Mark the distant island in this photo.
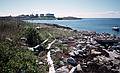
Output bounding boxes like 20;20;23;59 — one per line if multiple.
57;16;82;20
0;13;82;20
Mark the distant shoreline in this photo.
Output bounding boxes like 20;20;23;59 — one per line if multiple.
35;23;73;30
0;16;82;20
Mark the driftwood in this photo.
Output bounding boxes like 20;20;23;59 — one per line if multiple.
47;39;56;73
27;39;49;51
41;38;49;45
46;39;56;50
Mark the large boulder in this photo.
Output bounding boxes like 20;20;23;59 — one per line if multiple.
67;57;77;67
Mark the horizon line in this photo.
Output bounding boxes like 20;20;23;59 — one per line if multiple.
0;14;120;18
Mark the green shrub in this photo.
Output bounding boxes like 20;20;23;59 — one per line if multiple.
0;41;40;73
25;28;42;47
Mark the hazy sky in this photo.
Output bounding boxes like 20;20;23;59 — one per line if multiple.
0;0;120;18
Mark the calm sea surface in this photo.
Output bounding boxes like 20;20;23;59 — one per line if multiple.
26;18;120;36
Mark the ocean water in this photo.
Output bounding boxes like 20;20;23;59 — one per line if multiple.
26;18;120;36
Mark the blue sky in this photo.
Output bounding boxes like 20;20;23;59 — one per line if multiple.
0;0;120;18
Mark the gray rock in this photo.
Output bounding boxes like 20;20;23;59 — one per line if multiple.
67;57;77;66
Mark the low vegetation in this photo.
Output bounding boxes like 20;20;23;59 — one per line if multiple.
0;41;40;73
0;18;42;73
0;17;75;73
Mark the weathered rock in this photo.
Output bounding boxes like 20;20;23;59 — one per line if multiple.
56;66;69;73
59;61;65;66
67;57;77;67
76;64;83;71
91;49;101;55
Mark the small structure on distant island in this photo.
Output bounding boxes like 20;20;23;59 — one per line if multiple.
40;14;44;17
40;13;56;20
16;13;56;20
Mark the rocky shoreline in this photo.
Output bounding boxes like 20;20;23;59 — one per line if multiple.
33;23;120;73
35;23;73;30
56;31;120;73
2;18;119;73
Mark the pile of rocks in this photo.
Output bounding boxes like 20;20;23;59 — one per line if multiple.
54;31;120;73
